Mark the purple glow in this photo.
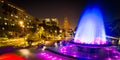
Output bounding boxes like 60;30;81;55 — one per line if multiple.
114;56;119;58
73;55;77;57
38;52;63;60
93;55;97;58
74;5;106;45
60;46;67;53
105;57;112;60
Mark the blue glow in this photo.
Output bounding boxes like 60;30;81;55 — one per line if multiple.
74;5;106;45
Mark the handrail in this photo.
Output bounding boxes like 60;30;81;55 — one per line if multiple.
106;36;119;40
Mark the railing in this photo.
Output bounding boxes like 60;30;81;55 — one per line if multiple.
106;36;119;40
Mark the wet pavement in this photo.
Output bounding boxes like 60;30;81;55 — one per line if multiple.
1;45;120;60
0;46;75;60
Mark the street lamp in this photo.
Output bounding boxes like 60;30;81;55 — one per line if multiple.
19;21;26;46
19;21;25;35
19;21;24;27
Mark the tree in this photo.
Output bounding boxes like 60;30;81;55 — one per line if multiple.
107;19;120;37
37;27;44;39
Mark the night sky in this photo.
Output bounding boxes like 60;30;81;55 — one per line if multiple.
9;0;120;29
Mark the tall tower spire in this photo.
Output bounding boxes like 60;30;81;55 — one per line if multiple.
63;17;69;31
63;17;69;39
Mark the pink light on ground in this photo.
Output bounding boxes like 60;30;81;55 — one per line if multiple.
38;52;63;60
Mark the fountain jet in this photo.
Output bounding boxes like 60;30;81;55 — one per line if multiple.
74;5;106;45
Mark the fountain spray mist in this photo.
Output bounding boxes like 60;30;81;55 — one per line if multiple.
74;5;106;45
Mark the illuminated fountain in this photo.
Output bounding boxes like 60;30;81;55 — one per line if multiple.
74;5;106;45
45;4;120;60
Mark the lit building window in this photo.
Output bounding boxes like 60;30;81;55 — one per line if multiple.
0;17;1;19
27;26;29;28
4;18;8;20
52;18;57;21
11;14;13;16
4;23;7;25
45;18;50;22
10;19;12;21
24;18;25;20
11;24;15;26
31;26;34;28
29;26;34;28
26;16;28;18
1;0;4;3
27;23;29;25
15;16;18;18
8;4;10;6
2;27;5;30
29;20;31;22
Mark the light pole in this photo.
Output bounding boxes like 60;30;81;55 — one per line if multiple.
19;21;25;35
19;21;26;46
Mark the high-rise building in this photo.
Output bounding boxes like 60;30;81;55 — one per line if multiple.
39;18;59;26
63;17;70;38
63;17;69;31
0;0;36;37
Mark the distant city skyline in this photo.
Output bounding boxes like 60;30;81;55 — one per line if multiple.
9;0;120;29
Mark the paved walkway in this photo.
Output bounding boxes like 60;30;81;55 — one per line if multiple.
0;46;75;60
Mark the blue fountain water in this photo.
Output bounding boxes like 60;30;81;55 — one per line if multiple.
46;4;120;60
74;5;106;45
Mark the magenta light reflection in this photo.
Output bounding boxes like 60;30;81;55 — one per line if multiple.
60;46;67;53
39;52;62;60
74;5;106;45
105;57;112;60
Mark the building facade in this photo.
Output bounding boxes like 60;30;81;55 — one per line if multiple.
39;18;59;26
0;0;36;38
